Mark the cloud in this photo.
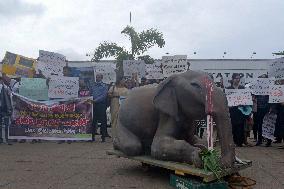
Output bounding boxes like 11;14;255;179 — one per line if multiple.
0;0;45;17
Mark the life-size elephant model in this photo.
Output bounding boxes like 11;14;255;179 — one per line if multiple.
113;70;235;168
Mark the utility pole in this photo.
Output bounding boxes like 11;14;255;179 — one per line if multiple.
130;11;132;25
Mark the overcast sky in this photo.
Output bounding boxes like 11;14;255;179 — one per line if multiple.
0;0;283;60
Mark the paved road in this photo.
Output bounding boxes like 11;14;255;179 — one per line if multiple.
0;139;283;189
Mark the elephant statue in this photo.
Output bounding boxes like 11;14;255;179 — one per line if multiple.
113;70;235;168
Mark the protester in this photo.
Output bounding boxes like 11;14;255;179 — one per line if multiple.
92;73;108;142
108;76;128;138
227;73;247;147
0;73;13;145
255;75;270;146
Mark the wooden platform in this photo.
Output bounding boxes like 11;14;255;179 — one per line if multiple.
107;149;252;182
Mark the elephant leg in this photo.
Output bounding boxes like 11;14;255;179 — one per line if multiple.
151;113;203;167
113;118;142;156
183;120;207;150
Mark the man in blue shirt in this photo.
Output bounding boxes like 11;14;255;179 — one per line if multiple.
92;73;108;142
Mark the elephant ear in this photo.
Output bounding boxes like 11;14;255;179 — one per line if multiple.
153;75;178;120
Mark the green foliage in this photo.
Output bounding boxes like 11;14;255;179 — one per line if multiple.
91;25;165;77
272;51;284;56
200;149;223;179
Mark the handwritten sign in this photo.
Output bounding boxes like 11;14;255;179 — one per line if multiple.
123;60;146;78
48;76;79;99
225;89;253;107
9;94;92;141
268;58;284;78
262;113;277;141
145;60;163;79
269;84;284;103
249;78;272;95
19;78;48;100
93;62;116;84
162;55;188;77
37;50;66;77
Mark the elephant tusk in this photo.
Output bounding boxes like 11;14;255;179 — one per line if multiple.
235;156;245;164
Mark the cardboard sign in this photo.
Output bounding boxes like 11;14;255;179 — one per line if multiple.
48;76;79;99
225;89;253;107
162;55;188;77
268;58;284;78
123;60;146;78
262;113;277;141
94;62;116;84
9;94;92;140
37;50;66;77
19;78;48;100
248;78;272;95
269;84;284;103
145;60;164;79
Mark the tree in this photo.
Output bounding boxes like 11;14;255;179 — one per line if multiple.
91;25;165;77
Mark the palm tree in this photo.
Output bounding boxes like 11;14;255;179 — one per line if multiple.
91;25;165;77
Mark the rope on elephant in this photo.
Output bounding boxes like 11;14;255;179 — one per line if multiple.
227;173;256;189
203;76;214;150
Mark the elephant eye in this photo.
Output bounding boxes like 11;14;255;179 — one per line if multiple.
190;82;201;89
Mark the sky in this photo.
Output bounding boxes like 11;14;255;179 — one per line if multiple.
0;0;284;60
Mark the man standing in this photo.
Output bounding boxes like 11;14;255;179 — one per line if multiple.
92;73;108;142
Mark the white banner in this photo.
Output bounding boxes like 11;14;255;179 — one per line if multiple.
262;113;277;141
269;84;284;103
37;50;66;77
162;55;188;77
248;78;272;95
268;58;284;78
123;60;146;78
48;76;79;99
93;62;116;84
145;60;163;79
225;89;253;107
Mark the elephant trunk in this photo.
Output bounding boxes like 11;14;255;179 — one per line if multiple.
212;88;235;168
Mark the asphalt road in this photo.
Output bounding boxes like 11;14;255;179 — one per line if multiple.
0;138;283;189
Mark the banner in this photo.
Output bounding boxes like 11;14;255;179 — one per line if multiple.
262;113;277;141
268;58;284;78
48;76;79;99
145;60;163;79
37;50;66;77
19;78;48;101
9;94;93;140
123;60;146;78
248;78;272;95
162;55;188;77
93;62;116;84
269;84;284;103
225;89;253;107
1;51;36;77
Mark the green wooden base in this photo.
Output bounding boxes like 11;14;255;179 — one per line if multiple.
170;174;228;189
107;149;252;182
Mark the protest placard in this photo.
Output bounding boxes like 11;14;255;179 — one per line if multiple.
268;58;284;78
145;60;163;79
19;78;48;100
225;89;253;107
69;67;95;90
162;55;188;77
94;62;116;84
48;76;79;99
248;78;272;95
262;113;277;141
123;60;146;78
269;84;284;103
9;94;92;140
37;50;66;76
2;51;36;77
